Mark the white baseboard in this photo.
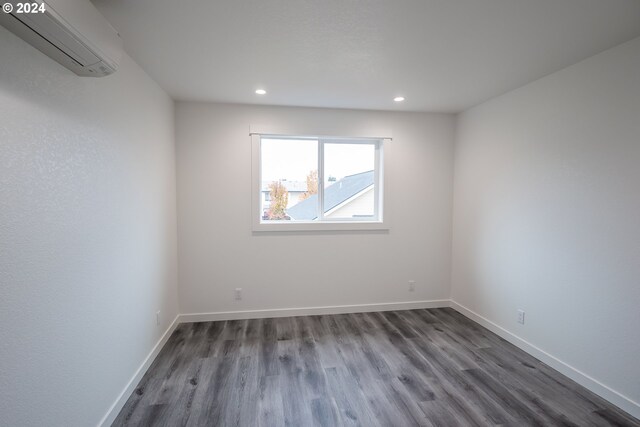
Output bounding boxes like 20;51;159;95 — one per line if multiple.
179;299;450;323
450;300;640;420
97;315;180;427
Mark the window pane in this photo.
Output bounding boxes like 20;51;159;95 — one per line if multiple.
323;143;376;219
261;138;318;221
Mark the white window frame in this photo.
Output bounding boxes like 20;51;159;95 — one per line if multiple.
251;133;390;232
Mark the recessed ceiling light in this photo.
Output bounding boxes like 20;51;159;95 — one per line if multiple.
255;89;267;95
394;96;405;102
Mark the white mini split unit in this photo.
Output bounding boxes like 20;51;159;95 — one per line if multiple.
0;0;122;77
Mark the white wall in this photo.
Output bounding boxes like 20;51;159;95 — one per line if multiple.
0;27;178;426
452;36;640;416
176;103;455;315
326;187;375;219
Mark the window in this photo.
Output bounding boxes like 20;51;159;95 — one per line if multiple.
252;134;387;231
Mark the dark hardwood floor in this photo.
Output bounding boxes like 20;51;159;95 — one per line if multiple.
113;308;640;426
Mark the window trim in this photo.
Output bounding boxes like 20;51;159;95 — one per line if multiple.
251;133;390;232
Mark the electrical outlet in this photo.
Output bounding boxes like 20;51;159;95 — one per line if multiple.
235;288;242;300
156;311;161;326
408;280;416;292
517;309;525;325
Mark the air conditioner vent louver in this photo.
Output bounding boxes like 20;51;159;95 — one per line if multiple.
0;0;122;77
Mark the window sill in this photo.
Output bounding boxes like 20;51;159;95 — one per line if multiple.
252;221;390;233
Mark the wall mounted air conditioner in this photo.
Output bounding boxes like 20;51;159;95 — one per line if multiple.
0;0;122;77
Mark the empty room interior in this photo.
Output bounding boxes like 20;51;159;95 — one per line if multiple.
2;0;640;426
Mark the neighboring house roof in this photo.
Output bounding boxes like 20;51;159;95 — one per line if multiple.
261;180;307;192
287;170;374;220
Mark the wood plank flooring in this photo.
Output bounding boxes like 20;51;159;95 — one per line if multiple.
113;308;640;426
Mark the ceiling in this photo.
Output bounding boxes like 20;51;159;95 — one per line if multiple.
93;0;640;113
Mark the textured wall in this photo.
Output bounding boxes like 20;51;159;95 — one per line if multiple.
452;36;640;416
176;102;455;315
0;27;178;426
